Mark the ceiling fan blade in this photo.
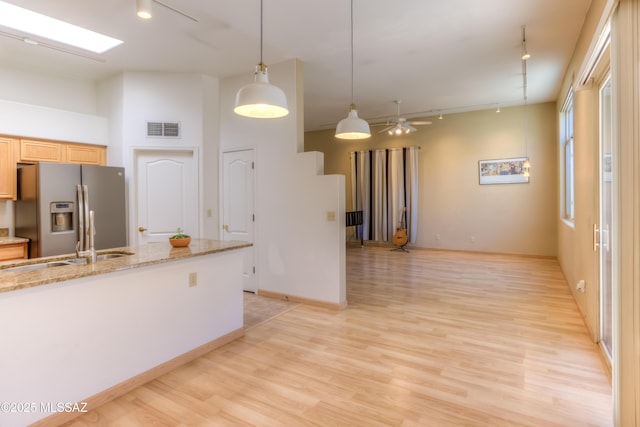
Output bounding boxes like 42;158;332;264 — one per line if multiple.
407;125;417;133
378;126;393;133
409;120;432;125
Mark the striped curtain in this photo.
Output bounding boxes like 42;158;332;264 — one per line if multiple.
349;147;419;244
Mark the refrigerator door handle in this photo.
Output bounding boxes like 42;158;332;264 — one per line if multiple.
77;185;84;251
83;184;90;248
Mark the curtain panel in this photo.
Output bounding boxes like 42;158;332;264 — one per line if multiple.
349;147;419;244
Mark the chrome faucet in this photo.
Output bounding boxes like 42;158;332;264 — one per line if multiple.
76;185;97;264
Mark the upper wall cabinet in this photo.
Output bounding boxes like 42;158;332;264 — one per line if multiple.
65;143;106;165
19;138;106;165
0;137;17;200
19;139;64;163
0;137;107;200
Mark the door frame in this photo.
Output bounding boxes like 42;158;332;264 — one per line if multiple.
220;148;257;292
131;147;200;246
596;71;613;366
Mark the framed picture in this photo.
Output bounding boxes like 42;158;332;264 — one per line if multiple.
478;157;529;185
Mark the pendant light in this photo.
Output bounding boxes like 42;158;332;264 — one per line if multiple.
335;0;370;139
234;0;288;119
136;0;198;21
136;0;152;19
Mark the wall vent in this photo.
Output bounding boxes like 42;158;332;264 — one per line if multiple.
147;121;181;138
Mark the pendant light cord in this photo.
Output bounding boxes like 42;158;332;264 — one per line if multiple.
349;0;354;106
522;25;528;158
260;0;263;65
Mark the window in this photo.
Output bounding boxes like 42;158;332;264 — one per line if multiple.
561;92;575;222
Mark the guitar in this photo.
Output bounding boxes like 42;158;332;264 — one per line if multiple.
392;207;408;247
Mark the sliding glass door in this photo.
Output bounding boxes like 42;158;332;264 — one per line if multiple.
599;75;613;361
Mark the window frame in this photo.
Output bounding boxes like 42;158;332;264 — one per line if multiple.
561;92;575;224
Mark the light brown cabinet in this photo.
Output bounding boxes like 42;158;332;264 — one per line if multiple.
0;242;28;261
0;136;107;199
19;138;65;163
65;143;106;165
19;138;106;165
0;137;17;200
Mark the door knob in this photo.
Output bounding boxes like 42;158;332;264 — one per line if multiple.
223;225;229;231
138;226;147;232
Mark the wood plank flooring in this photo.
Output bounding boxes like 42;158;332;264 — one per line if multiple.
61;247;612;426
243;291;298;330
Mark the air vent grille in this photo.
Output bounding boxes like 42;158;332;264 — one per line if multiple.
147;121;181;138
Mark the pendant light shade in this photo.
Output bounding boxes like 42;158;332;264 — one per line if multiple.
136;0;152;19
335;0;370;140
336;104;371;139
234;0;288;119
234;62;288;118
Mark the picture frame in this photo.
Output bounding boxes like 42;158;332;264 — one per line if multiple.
478;157;529;185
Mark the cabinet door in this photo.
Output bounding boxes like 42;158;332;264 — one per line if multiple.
20;139;64;163
65;144;106;165
0;243;28;261
0;137;16;199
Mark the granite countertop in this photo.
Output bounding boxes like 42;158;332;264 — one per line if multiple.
0;236;29;245
0;239;252;294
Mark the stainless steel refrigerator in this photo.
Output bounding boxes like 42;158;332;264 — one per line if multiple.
15;162;127;258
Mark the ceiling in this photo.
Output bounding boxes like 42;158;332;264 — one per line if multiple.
0;0;591;132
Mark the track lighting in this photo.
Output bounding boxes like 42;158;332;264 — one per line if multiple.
136;0;152;19
136;0;198;22
521;25;531;60
521;25;531;176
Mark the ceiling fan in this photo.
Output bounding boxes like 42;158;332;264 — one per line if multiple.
374;100;432;135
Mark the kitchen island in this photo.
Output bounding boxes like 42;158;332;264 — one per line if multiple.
0;239;251;427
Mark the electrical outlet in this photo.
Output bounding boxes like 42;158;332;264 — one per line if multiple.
436;234;441;241
576;280;585;293
189;272;197;287
470;235;476;243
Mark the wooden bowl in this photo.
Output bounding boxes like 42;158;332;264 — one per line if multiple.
169;237;191;248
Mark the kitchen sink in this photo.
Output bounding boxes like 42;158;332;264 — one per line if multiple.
2;261;73;273
1;252;133;272
98;253;128;260
65;253;129;264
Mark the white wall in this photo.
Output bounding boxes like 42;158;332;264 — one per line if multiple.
220;59;346;307
98;72;220;243
0;65;111;235
0;63;97;114
0;64;108;145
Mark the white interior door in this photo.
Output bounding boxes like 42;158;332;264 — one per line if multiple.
135;149;198;245
222;149;255;292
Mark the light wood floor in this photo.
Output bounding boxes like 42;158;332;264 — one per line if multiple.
62;247;612;426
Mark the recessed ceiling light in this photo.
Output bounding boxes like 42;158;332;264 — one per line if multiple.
0;1;123;54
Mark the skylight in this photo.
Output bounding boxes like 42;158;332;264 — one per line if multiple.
0;1;123;54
